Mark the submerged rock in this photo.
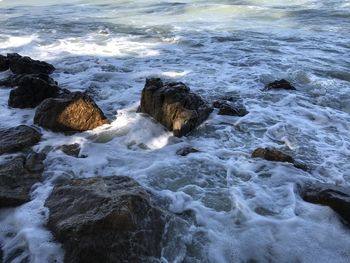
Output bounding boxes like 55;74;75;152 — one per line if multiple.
176;147;199;156
300;183;350;225
252;147;308;171
34;92;109;133
59;143;82;158
45;176;169;263
8;74;60;108
0;153;45;207
139;78;213;137
264;79;296;91
7;53;55;75
0;55;9;72
213;99;248;117
0;125;41;155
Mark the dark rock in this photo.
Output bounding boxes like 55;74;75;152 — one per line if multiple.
139;78;213;137
45;176;169;263
7;53;55;75
264;79;296;91
0;73;57;88
213;100;248;117
176;147;199;156
0;125;41;155
60;143;81;158
0;55;9;72
0;153;45;207
252;148;294;163
300;183;350;225
34;92;109;133
8;74;60;108
252;148;308;171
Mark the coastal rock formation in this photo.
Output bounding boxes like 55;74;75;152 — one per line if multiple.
0;153;45;207
59;143;82;158
8;74;60;108
213;98;248;116
300;183;350;225
0;54;9;72
264;79;296;91
252;148;308;171
0;73;57;88
45;176;169;263
7;53;55;75
139;78;213;137
34;92;109;133
0;125;41;155
176;146;199;156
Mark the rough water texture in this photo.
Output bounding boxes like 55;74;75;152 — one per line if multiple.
0;0;350;262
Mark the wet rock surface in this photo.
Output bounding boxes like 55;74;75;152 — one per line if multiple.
300;183;350;225
0;125;41;155
176;147;199;156
60;143;82;158
8;74;60;108
34;91;109;133
7;53;55;75
0;55;9;72
0;73;57;88
139;78;213;137
213;98;248;117
0;153;45;207
45;176;169;263
264;79;296;91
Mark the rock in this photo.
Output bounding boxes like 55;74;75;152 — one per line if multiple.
45;176;169;263
252;148;294;163
0;153;45;207
213;100;248;117
139;78;213;137
34;92;109;133
176;147;199;156
252;148;308;171
7;53;55;75
0;55;9;72
60;143;82;158
8;74;60;108
264;79;296;91
300;183;350;225
0;125;41;155
0;73;57;88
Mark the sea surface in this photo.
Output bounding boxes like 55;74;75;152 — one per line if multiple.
0;0;350;262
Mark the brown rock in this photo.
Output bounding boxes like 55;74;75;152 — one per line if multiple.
60;143;82;158
252;148;294;163
0;125;41;155
0;153;45;207
8;74;60;108
264;79;296;91
34;92;109;133
45;176;170;263
139;78;213;137
300;183;350;225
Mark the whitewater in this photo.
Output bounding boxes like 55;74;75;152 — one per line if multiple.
0;0;350;262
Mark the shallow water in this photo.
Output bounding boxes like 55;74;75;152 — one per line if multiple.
0;0;350;262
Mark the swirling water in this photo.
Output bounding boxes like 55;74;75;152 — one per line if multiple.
0;0;350;262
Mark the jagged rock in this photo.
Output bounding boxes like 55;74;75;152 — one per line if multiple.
0;73;57;88
34;92;109;133
8;74;60;108
0;55;9;72
252;147;308;171
0;125;41;155
0;153;45;207
7;53;55;75
139;78;213;137
300;183;350;225
176;147;199;156
213;100;248;116
264;79;296;91
45;176;170;263
60;143;82;158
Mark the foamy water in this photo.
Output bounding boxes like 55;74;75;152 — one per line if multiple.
0;0;350;262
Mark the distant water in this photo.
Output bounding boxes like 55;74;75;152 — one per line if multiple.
0;0;350;262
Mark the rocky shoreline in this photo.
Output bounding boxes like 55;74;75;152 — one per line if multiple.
0;54;349;262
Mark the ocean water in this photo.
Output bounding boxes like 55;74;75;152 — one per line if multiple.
0;0;350;262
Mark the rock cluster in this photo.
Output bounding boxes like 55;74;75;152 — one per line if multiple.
264;79;296;91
